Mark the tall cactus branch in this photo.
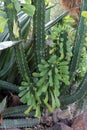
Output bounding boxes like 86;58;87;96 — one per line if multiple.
60;0;87;108
70;0;86;80
4;0;32;81
33;0;45;66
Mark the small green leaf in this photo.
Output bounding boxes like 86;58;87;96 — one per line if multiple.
35;105;41;118
20;96;27;103
13;19;19;38
59;66;69;74
24;105;32;114
35;89;42;98
35;92;41;103
44;92;48;103
25;0;31;4
54;67;59;74
18;89;28;97
25;75;30;82
50;91;55;109
48;55;57;63
21;81;29;86
0;17;7;32
54;93;60;107
19;86;27;90
37;76;47;87
59;61;68;66
12;0;21;12
49;74;53;86
0;97;7;113
41;82;49;92
54;88;60;97
49;48;56;54
21;4;35;16
44;100;53;112
61;76;70;85
32;72;40;77
54;74;60;88
41;59;48;64
48;70;53;86
82;11;87;18
38;64;49;71
39;69;48;76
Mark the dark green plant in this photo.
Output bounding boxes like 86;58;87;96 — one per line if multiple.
2;105;35;118
0;118;39;128
18;0;70;117
70;5;86;81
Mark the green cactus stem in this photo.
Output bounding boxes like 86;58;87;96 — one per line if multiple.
4;0;32;81
0;118;39;128
60;72;87;107
70;0;86;80
0;80;19;92
3;105;35;118
33;0;45;66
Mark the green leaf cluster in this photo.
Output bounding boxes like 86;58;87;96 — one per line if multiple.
19;52;70;117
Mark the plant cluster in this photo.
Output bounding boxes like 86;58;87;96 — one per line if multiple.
0;0;87;122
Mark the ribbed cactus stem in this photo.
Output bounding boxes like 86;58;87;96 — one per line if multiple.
4;0;16;40
3;105;35;118
0;118;39;128
15;44;32;81
60;0;87;108
0;80;19;92
4;0;32;81
33;0;45;66
60;72;87;107
70;0;86;80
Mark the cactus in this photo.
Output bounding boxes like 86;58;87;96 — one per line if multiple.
4;0;31;81
33;0;45;66
0;50;15;78
3;112;35;118
60;72;87;107
1;105;38;129
70;0;86;80
15;44;32;81
2;105;35;118
60;0;87;108
0;80;19;92
0;118;39;128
